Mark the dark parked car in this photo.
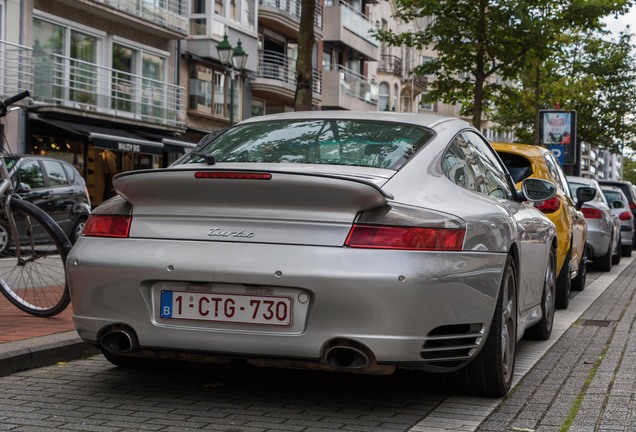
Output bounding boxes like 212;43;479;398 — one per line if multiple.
598;179;636;248
0;155;91;253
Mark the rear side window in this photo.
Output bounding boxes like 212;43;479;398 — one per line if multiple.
62;163;77;183
496;152;533;183
18;161;45;189
42;160;69;186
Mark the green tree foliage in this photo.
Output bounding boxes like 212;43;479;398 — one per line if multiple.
373;0;632;136
493;28;636;154
623;155;636;183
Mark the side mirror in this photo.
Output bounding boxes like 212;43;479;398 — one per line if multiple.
575;187;596;210
16;182;32;194
520;178;557;202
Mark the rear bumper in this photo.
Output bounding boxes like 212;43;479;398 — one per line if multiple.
68;237;507;372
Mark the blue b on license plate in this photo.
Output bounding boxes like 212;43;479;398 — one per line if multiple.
160;290;293;326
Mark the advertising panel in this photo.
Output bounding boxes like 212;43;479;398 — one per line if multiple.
539;110;577;165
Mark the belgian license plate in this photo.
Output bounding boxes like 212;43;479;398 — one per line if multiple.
160;290;293;326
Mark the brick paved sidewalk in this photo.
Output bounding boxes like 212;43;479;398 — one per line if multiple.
478;259;636;431
0;294;74;343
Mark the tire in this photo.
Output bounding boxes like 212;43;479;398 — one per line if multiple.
594;238;613;272
526;248;556;341
612;233;621;265
555;249;571;309
460;255;517;397
0;221;10;255
622;244;632;257
0;199;73;317
571;246;588;292
69;216;87;243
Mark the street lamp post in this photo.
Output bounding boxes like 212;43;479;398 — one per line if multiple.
216;34;248;126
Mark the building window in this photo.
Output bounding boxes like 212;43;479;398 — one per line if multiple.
189;62;240;122
33;17;99;105
111;42;167;121
377;82;389;111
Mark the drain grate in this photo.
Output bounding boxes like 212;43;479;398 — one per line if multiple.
582;319;613;327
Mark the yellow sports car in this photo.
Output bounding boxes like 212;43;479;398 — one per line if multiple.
493;143;595;309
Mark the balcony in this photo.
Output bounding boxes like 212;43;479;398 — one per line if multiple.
377;55;402;77
322;65;377;110
33;53;184;129
0;41;33;98
252;50;322;105
323;0;379;61
84;0;188;36
259;0;323;38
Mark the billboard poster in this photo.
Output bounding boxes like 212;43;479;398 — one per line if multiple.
539;110;577;165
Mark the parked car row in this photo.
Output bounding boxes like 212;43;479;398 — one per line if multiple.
491;143;594;309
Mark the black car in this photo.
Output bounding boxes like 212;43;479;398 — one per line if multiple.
1;155;91;252
598;179;636;248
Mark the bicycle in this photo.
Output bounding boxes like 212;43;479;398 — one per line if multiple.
0;91;73;317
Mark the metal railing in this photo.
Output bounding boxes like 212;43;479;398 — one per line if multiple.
331;64;377;104
257;50;322;95
93;0;188;33
33;53;184;128
327;0;379;47
259;0;323;29
0;41;33;98
378;54;402;76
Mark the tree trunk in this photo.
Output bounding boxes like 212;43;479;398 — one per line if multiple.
295;0;316;111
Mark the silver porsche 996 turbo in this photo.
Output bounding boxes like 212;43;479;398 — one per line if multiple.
67;111;557;397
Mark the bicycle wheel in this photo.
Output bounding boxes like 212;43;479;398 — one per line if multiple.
0;198;73;317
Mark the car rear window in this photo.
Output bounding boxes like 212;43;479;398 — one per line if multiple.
603;190;623;204
182;119;435;170
495;152;533;183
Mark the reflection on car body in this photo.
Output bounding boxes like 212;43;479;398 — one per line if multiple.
68;112;558;397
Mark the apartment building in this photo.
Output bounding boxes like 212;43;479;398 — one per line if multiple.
1;0;190;206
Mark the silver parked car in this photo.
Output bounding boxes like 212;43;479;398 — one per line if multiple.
68;112;558;397
601;185;634;257
567;176;621;271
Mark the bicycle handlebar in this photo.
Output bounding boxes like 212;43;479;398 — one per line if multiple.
0;91;30;117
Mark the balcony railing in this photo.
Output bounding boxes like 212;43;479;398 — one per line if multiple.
326;0;378;47
33;53;184;128
257;50;322;95
259;0;323;29
94;0;188;33
332;64;377;103
0;41;33;98
378;54;402;76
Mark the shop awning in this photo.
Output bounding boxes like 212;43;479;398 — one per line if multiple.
29;115;168;155
162;138;198;153
89;132;164;155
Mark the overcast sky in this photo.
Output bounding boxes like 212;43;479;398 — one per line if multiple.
602;6;635;37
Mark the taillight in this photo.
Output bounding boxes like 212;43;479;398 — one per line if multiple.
581;207;602;219
345;225;465;250
82;215;132;238
535;196;561;213
619;211;633;221
630;202;636;210
195;172;272;180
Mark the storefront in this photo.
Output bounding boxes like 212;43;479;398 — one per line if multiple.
26;112;197;207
